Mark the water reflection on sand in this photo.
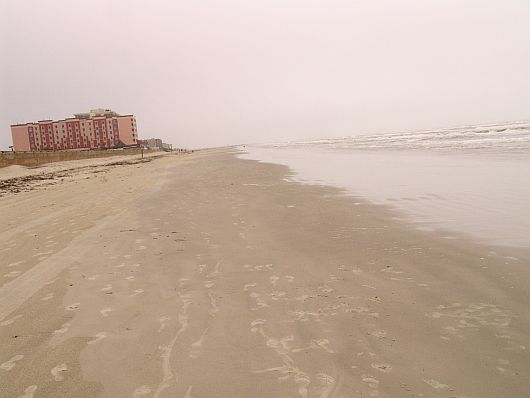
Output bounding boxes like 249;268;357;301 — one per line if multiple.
241;147;530;248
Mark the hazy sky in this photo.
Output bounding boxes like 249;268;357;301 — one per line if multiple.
1;0;530;149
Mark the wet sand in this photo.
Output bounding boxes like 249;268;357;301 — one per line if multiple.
241;147;530;248
0;149;529;398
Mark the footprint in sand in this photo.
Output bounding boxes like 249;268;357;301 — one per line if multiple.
312;339;335;353
295;294;310;302
51;363;68;381
249;292;269;310
100;308;113;317
189;332;208;359
362;284;376;290
17;385;37;398
318;286;335;294
7;260;25;268
87;332;107;345
53;322;71;336
315;373;336;397
361;374;379;389
424;379;449;389
158;316;170;332
371;363;392;373
269;276;280;286
270;291;287;300
4;270;22;278
370;330;387;339
34;249;55;257
1;354;24;371
178;277;189;286
133;385;152;397
65;303;80;311
41;293;54;301
1;314;22;326
250;319;266;333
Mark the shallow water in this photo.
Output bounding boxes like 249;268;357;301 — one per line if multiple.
240;123;530;248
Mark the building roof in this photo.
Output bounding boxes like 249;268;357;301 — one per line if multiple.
11;110;135;127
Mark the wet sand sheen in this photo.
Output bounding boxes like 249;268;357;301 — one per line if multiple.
0;149;529;397
240;147;530;248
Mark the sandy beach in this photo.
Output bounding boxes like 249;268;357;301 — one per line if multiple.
1;149;529;398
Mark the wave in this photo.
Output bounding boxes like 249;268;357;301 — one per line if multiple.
261;120;530;153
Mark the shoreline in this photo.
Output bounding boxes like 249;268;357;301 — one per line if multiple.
1;149;529;397
239;146;530;249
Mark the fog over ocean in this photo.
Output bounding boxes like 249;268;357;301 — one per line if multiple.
241;121;530;248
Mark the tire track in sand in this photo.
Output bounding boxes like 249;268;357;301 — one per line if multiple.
152;293;192;398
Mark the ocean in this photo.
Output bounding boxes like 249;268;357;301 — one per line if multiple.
240;120;530;248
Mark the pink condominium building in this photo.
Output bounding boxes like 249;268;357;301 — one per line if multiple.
10;109;138;152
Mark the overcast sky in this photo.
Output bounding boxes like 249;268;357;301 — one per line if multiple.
1;0;530;149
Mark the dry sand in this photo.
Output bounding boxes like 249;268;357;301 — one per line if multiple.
0;149;529;398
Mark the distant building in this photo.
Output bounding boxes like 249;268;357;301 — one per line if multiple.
146;138;163;150
142;138;173;151
10;108;138;152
